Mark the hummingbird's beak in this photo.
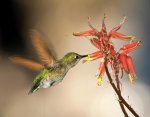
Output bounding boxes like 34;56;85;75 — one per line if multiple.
80;55;88;58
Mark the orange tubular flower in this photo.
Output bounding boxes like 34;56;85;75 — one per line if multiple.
108;17;135;41
126;56;136;84
83;51;103;63
118;41;142;83
120;41;142;50
73;20;98;37
110;32;135;41
97;59;105;85
118;53;137;84
118;54;129;73
89;51;103;58
73;29;97;36
120;41;142;54
73;16;134;46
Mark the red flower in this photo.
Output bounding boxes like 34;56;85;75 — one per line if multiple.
73;16;135;42
73;15;142;85
97;58;105;85
126;56;136;84
118;41;142;84
83;51;103;63
109;32;135;41
73;29;97;36
118;54;136;84
120;41;142;54
118;54;129;73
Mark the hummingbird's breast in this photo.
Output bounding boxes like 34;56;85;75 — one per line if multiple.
40;64;68;88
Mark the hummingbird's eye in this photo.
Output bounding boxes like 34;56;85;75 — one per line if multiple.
75;55;80;59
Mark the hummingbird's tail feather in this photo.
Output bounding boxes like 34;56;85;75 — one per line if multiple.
28;85;40;94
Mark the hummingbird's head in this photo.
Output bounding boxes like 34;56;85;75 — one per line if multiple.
60;52;87;68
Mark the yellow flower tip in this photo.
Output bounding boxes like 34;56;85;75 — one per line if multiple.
97;75;103;86
129;74;136;85
126;36;135;40
86;56;93;60
82;56;92;63
73;32;79;36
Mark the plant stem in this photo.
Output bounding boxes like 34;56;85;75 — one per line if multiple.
104;63;139;117
115;74;129;117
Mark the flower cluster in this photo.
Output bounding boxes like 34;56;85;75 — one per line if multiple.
73;15;142;85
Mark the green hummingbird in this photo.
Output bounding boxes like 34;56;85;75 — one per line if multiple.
10;30;87;94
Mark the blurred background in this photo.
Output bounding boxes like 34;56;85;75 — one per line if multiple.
0;0;150;117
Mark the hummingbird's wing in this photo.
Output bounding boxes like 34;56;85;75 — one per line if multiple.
9;56;44;71
30;30;55;67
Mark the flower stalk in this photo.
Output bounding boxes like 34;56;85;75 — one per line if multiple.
104;62;139;117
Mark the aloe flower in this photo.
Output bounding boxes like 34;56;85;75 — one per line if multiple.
126;56;136;84
73;15;142;85
120;41;142;54
97;58;105;85
73;15;142;117
118;41;142;84
118;54;129;73
83;51;103;63
73;16;134;41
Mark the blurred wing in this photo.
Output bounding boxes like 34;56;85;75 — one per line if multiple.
9;56;44;71
30;30;55;66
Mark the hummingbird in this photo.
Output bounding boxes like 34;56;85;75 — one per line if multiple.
9;30;87;94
